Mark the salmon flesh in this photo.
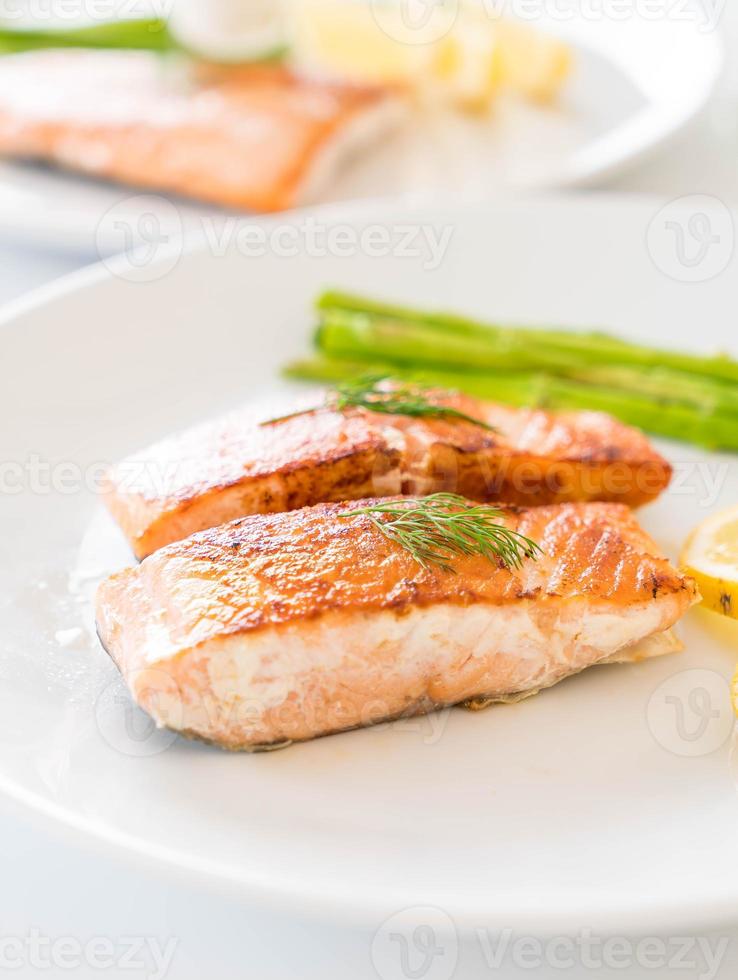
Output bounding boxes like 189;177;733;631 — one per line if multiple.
0;52;398;212
95;498;697;750
103;393;672;559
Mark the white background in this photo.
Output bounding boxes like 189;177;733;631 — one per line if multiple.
2;5;738;978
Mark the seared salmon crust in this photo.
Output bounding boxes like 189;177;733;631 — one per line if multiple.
96;499;697;750
103;392;672;559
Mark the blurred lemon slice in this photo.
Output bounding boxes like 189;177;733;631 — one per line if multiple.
494;18;572;102
290;0;571;111
681;505;738;619
429;12;502;110
291;0;414;84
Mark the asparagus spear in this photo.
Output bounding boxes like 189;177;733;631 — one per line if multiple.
316;308;738;414
316;308;579;373
317;292;738;384
566;364;738;417
0;17;288;60
0;19;174;54
291;293;738;449
284;356;738;451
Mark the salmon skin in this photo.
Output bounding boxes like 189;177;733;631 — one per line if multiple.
103;392;672;559
0;52;397;212
95;498;697;750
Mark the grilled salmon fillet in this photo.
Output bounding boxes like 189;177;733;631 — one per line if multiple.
0;52;398;211
95;499;698;749
103;392;672;559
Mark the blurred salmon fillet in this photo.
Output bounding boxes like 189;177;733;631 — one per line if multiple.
96;499;697;749
103;391;672;559
0;51;399;211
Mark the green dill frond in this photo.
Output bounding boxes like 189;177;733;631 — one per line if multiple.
340;493;541;573
261;374;494;429
331;374;495;428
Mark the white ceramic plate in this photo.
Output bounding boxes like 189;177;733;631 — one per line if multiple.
0;11;723;253
3;194;738;936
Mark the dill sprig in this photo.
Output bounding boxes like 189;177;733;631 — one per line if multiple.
340;493;542;573
261;374;495;429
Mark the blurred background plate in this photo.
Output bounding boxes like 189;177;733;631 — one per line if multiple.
0;11;722;254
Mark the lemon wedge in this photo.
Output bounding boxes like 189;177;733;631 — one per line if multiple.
290;0;571;111
681;505;738;619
